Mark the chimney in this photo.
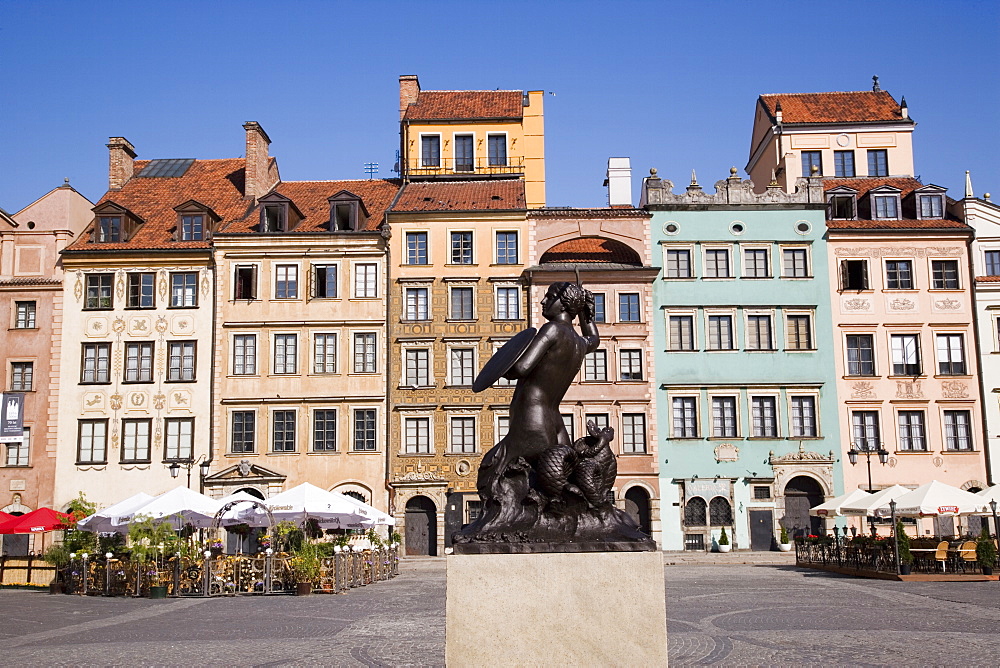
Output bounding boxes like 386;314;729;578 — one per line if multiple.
774;100;783;124
243;121;272;201
107;137;136;191
605;157;632;207
900;96;908;120
399;75;420;121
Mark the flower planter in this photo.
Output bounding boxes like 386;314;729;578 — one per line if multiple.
148;585;168;599
295;582;313;596
48;582;65;595
899;563;912;576
983;566;994;576
777;543;792;552
717;544;731;553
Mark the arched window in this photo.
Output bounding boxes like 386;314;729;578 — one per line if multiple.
709;497;733;526
343;490;366;503
684;497;707;526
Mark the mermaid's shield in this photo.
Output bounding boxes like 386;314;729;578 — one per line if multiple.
471;327;536;392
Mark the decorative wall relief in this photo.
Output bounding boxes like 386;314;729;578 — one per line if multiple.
109;393;123;410
127;392;147;409
86;317;109;337
115;270;126;301
933;298;962;312
895;380;923;399
941;381;969;399
171;315;193;336
168;390;192;411
888;298;915;311
128;316;151;336
851;382;876;399
842;298;871;312
714;443;740;462
111;317;126;334
74;272;83;302
83;392;106;411
933;456;944;468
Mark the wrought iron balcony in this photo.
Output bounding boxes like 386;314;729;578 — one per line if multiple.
407;155;525;177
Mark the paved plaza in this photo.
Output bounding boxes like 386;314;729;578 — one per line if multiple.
1;557;999;666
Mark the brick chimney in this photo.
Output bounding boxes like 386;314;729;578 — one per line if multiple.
243;121;272;201
399;75;420;121
107;137;136;191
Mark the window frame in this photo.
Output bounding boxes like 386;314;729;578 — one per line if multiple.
449;286;475;321
450;231;474;265
420;134;441;168
845;333;876;376
781;247;809;278
4;427;29;467
884;259;914;290
231;410;256;454
672;396;698;438
80;342;111;384
311;263;339;299
352;332;377;374
619;348;643;381
273;264;299;300
169;271;199;308
14;301;36;329
449;415;477;454
495;231;519;265
664;247;693;279
801;150;822;176
840;259;870;291
166;340;196;382
750;395;779;438
234;264;258;300
935;333;967;376
942;410;973;451
448;347;476;387
742;247;771;279
618;292;641;322
164;417;195;462
790;395;819;438
897;410;927;452
931;259;960;290
487;133;508;167
126;272;156;309
121;418;152;463
668;313;696;351
710;395;738;438
745;312;774;351
620;413;647;454
77;419;108;465
404;347;431;387
703;247;732;279
271;410;296;453
495;285;520;320
10;361;33;392
312;332;338;375
404;286;430;321
272;333;299;375
583;349;608;382
453;133;475;172
353;408;378;452
123;341;154;383
353;262;378;298
867;149;888;177
834;150;855;178
706;312;735;351
785;312;814;351
84;273;114;310
232;334;257;376
312;409;338;452
403;415;432;454
405;231;429;265
890;333;922;376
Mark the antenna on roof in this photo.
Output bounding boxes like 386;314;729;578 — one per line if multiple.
364;162;379;180
392;150;401;175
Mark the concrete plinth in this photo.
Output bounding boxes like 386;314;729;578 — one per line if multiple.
446;551;668;667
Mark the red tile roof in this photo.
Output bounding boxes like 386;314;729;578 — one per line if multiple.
824;177;927;198
976;276;1000;283
222;179;401;233
540;237;642;265
67;158;249;251
529;208;650;219
759;91;907;124
827;219;969;230
403;91;523;121
391;180;525;212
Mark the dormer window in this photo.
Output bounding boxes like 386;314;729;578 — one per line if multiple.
181;215;203;241
826;187;858;220
327;191;369;232
97;216;121;242
257;193;301;233
262;204;286;232
90;202;139;244
919;194;943;219
173;200;218;242
873;195;899;219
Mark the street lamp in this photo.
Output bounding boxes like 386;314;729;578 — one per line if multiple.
846;441;889;493
990;499;999;541
169;458;212;490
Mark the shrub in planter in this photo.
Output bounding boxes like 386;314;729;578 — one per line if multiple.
717;527;731;552
895;520;913;574
779;525;789;545
977;526;997;575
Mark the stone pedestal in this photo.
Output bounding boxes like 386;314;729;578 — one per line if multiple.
446;551;668;667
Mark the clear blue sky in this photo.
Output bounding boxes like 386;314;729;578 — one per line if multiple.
1;1;997;212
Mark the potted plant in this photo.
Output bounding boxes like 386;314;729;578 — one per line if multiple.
777;525;791;552
289;543;321;595
976;526;997;576
717;527;731;553
895;520;913;575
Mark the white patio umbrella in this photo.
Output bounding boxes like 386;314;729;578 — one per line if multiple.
215;491;269;527
258;482;365;528
882;480;988;517
840;485;911;516
809;488;873;518
114;486;222;529
976;485;1000;505
76;492;154;533
320;492;396;528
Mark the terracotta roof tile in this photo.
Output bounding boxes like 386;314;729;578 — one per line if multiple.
403;91;523;121
540;237;642;265
760;91;906;124
976;276;1000;283
824;177;928;198
529;208;650;219
826;218;969;230
391;181;525;212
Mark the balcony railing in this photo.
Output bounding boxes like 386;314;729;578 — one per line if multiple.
407;156;525;177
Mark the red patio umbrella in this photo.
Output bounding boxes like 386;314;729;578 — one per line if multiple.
1;508;73;534
0;512;20;533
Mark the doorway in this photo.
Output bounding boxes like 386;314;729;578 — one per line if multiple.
783;476;824;538
749;510;775;551
624;487;652;536
405;496;437;556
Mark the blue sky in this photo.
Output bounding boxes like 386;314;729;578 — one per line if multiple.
1;1;997;212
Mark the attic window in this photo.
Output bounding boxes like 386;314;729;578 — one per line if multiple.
262;204;286;233
96;216;122;242
491;195;502;201
872;194;899;219
332;202;357;231
829;195;856;220
180;214;204;241
918;194;943;219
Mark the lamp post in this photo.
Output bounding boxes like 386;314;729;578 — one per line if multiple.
169;458;211;490
847;440;888;537
991;499;999;541
889;500;900;575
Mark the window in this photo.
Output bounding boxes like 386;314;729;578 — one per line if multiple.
943;410;973;451
455;134;474;172
496;287;519;320
846;334;875;376
873;195;898;219
235;265;257;300
840;259;869;290
233;334;257;375
167;341;196;381
669;315;695;351
165;418;194;460
85;274;113;309
124;342;154;383
450;287;474;320
170;272;198;307
488;134;507;166
353;333;376;373
834;150;855;177
496;415;510;440
801;151;822;176
986;251;1000;276
354;410;377;451
405;287;429;320
421;135;440;167
684;497;707;526
620;349;643;381
751;396;777;437
313;265;337;298
450;417;476;453
95;215;122;243
753;486;771;500
665;249;692;278
851;410;879;450
743;248;769;278
354;263;377;298
496;232;518;265
897;411;926;451
274;265;298;299
621;414;647;453
467;500;483;524
77;419;107;464
707;315;733;351
919;195;943;218
592;293;606;322
829;195;856;220
121;419;151;463
127;273;155;309
405;348;430;387
273;334;298;374
586;413;610;432
782;249;808;278
619;293;641;322
231;411;255;454
450;348;475;386
885;260;913;290
704;249;731;278
562;414;575;442
5;428;28;467
331;201;357;231
792;396;818;437
672;397;697;437
890;334;921;375
313;410;337;452
272;411;295;453
867;150;888;177
180;214;204;241
313;334;337;374
11;362;32;391
786;315;812;350
746;314;773;350
932;260;960;289
262;204;286;232
14;301;35;329
81;343;111;383
936;334;966;375
709;498;733;526
712;396;737;437
451;232;473;264
584;350;607;381
404;417;431;454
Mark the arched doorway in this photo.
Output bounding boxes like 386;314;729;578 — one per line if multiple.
235;487;265;499
783;476;824;538
624;487;651;536
405;496;437;556
2;511;27;556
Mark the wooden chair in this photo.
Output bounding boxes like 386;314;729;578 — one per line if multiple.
958;540;978;572
934;541;950;572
